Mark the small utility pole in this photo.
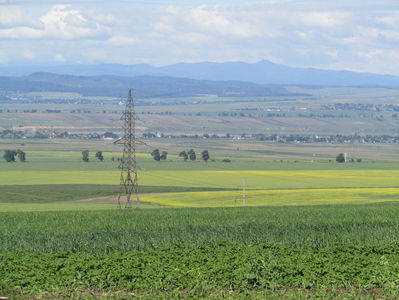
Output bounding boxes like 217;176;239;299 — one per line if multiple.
243;179;246;207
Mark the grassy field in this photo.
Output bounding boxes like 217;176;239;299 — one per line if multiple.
2;169;399;188
1;147;399;297
1;205;399;298
1;150;399;211
2;205;399;252
0;185;229;203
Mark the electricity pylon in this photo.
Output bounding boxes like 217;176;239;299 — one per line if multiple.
114;88;141;208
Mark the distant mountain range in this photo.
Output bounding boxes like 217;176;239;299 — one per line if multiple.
0;72;297;98
1;60;399;87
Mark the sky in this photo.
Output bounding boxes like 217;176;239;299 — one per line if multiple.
0;0;399;75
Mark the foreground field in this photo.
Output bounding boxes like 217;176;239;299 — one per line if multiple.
1;205;399;298
2;243;399;299
2;205;399;252
1;149;399;298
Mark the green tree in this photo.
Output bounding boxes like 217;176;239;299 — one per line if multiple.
160;151;168;160
17;150;26;162
151;149;161;161
95;151;104;161
82;150;89;162
201;150;210;162
3;150;16;162
336;153;345;163
188;149;196;161
179;151;188;161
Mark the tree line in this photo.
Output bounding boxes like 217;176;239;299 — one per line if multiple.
3;150;26;162
150;149;209;162
81;150;104;162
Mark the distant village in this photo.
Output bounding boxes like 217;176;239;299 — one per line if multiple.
1;129;399;144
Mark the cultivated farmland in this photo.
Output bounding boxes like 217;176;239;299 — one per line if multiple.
1;145;399;298
1;206;399;298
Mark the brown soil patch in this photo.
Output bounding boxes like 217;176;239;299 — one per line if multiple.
61;193;159;204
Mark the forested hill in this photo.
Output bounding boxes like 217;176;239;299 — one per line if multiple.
2;60;399;87
0;72;300;98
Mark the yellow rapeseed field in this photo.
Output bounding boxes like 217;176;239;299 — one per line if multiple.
144;188;399;207
1;168;398;208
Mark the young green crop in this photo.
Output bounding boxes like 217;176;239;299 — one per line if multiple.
1;205;399;298
1;204;399;253
1;243;399;298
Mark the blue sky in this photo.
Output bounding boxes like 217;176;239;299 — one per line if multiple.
0;0;398;75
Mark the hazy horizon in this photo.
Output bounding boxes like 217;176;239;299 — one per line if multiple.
1;0;399;75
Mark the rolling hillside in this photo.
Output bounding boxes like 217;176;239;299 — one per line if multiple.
0;72;296;98
2;60;399;87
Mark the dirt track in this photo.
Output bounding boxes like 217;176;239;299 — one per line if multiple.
61;193;158;204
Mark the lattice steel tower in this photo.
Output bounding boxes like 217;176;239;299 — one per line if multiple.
115;88;140;208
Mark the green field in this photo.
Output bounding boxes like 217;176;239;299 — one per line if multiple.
1;205;399;298
1;147;399;298
2;205;399;253
1;150;399;212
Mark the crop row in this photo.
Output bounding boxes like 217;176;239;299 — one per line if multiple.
1;205;399;253
1;243;399;298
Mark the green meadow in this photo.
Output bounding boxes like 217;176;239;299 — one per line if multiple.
2;205;399;298
1;150;399;211
2;148;399;297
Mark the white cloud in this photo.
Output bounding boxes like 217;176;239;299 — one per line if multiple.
1;1;399;75
22;49;36;60
187;5;229;28
55;53;65;62
0;4;111;40
376;15;398;27
171;32;213;45
107;36;137;46
192;5;277;38
357;50;385;60
297;12;345;28
0;49;7;63
380;30;399;41
327;51;339;59
0;26;43;38
0;6;25;27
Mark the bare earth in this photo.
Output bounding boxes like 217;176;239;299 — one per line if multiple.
61;193;159;204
